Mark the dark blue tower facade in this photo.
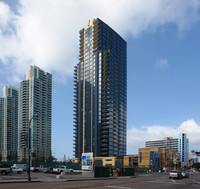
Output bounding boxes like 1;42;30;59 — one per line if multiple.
73;18;127;159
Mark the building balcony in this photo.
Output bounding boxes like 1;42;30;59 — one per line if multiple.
92;47;100;54
80;52;84;57
93;19;100;25
101;143;108;147
102;152;108;156
79;49;84;54
102;135;108;139
102;139;108;143
101;97;109;101
102;109;109;113
101;118;109;122
101;121;109;125
93;35;100;42
73;127;78;130
79;57;84;61
101;104;109;108
73;101;78;105
93;23;100;30
102;130;109;135
102;126;109;131
79;38;84;43
93;41;100;48
73;134;77;138
93;26;100;32
79;29;84;34
102;115;109;120
79;45;84;50
102;148;108;152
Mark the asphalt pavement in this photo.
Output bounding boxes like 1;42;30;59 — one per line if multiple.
0;172;200;189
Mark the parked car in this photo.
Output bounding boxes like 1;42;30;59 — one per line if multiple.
53;165;73;174
169;170;182;179
43;167;53;173
0;164;12;175
30;167;39;172
38;165;46;172
12;164;27;171
181;170;189;178
12;167;24;174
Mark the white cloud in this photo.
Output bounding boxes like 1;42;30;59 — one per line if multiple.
0;2;13;30
0;0;200;83
154;59;169;69
127;119;200;154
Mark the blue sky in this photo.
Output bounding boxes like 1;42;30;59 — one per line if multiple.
0;0;200;160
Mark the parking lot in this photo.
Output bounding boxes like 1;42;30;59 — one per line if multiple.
0;171;60;182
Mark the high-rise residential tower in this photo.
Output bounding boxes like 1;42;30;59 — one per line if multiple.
178;133;189;163
18;65;52;161
0;86;18;161
73;18;127;159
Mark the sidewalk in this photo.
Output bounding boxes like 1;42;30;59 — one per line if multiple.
0;180;42;184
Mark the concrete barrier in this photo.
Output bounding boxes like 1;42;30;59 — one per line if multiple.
57;170;94;179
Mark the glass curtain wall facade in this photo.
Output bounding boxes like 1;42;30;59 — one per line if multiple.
178;133;189;163
73;18;127;159
0;86;18;161
18;65;52;161
150;151;160;166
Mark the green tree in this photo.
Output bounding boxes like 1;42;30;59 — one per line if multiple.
191;150;200;157
31;152;37;161
46;156;57;162
22;157;27;162
7;154;13;161
39;156;46;162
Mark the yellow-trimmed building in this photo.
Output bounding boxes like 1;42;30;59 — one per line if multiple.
138;147;179;169
124;155;138;167
94;157;117;167
72;157;80;163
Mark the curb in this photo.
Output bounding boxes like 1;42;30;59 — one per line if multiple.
65;177;117;181
0;180;42;184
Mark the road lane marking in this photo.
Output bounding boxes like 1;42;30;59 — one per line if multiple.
192;180;200;184
105;186;137;189
147;180;185;185
171;179;176;183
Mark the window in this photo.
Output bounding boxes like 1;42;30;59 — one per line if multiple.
129;157;132;166
140;152;142;163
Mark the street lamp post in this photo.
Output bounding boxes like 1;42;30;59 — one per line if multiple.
27;114;38;182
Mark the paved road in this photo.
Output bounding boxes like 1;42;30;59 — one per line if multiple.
0;172;200;188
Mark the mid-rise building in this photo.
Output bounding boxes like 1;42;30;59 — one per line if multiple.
138;147;179;169
18;65;52;161
145;137;178;152
145;134;189;163
178;133;189;163
73;18;127;159
0;86;18;161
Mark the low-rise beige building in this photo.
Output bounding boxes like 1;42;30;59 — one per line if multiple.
124;155;138;167
94;157;117;167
